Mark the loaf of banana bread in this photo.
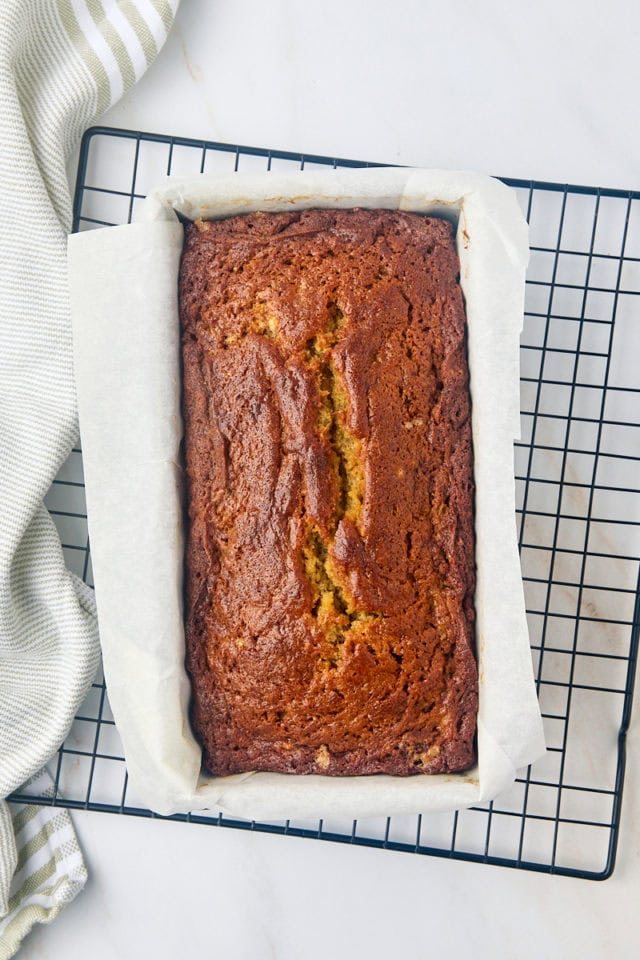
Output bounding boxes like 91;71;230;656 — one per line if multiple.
180;207;477;777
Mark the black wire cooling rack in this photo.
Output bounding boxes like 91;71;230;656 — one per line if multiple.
11;126;640;881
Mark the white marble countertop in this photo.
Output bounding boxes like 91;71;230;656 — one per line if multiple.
22;1;640;956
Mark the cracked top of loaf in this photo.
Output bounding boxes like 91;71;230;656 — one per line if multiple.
179;208;478;777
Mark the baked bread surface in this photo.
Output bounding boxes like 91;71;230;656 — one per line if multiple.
180;208;477;776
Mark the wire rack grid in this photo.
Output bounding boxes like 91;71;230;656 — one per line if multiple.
10;127;640;881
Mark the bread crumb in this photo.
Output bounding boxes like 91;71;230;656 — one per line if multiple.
315;744;331;769
413;745;441;767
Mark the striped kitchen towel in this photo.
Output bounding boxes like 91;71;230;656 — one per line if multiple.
0;2;179;956
0;772;86;958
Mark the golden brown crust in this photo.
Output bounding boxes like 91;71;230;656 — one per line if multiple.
180;208;477;777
